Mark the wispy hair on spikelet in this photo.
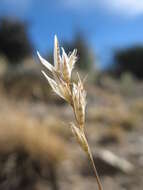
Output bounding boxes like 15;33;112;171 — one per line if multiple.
37;35;103;190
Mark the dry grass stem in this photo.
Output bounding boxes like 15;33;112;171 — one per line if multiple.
37;35;103;190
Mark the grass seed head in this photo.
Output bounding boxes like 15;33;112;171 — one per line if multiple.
37;35;103;190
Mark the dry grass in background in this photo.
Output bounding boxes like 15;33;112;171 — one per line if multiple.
0;51;143;189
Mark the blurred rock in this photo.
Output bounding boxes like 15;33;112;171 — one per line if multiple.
95;149;134;175
81;149;134;177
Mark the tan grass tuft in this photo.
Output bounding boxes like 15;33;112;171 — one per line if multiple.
0;111;66;165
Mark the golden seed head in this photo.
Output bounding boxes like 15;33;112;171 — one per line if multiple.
38;36;86;127
38;36;103;190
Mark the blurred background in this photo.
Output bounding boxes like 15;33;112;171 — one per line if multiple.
0;0;143;190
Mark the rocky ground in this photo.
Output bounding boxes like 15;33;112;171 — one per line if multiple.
0;78;143;190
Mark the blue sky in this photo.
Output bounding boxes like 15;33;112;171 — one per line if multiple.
0;0;143;68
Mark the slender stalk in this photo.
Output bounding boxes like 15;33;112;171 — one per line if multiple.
72;102;103;190
87;149;103;190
